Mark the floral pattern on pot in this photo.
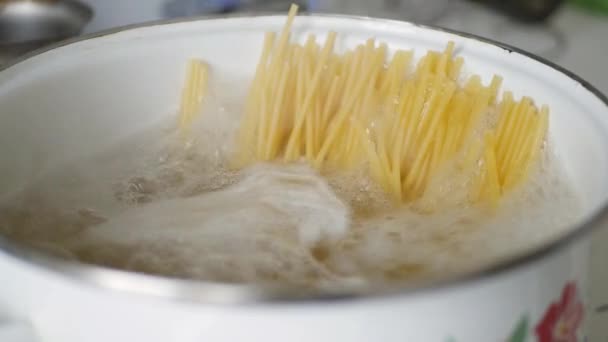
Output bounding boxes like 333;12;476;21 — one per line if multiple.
535;282;584;342
447;282;585;342
509;316;529;342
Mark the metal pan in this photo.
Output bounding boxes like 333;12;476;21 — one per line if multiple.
0;0;92;64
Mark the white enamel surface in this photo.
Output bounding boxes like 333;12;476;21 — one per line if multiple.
0;16;606;341
0;239;591;342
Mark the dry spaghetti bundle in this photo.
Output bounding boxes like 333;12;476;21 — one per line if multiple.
180;4;549;208
178;59;208;136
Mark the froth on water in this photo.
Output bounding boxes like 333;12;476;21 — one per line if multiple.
0;80;583;292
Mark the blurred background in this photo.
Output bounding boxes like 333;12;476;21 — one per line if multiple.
1;0;608;339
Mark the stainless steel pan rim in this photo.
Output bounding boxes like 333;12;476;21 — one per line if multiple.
1;12;607;306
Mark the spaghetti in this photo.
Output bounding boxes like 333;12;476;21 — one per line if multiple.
181;4;549;208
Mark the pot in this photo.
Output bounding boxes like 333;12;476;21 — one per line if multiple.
0;14;607;342
0;0;93;65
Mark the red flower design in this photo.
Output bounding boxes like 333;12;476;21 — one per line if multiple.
535;282;584;342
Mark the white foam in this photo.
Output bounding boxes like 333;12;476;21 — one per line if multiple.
0;79;583;291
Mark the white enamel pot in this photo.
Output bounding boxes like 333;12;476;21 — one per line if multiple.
0;14;607;342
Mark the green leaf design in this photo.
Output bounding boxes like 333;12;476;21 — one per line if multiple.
444;314;529;342
508;316;529;342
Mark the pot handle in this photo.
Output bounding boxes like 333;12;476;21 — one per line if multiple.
0;319;37;342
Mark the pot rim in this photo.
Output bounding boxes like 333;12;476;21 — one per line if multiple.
0;12;607;306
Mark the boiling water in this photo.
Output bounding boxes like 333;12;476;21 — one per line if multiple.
0;80;583;291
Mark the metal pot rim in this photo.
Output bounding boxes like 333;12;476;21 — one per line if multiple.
1;12;607;306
